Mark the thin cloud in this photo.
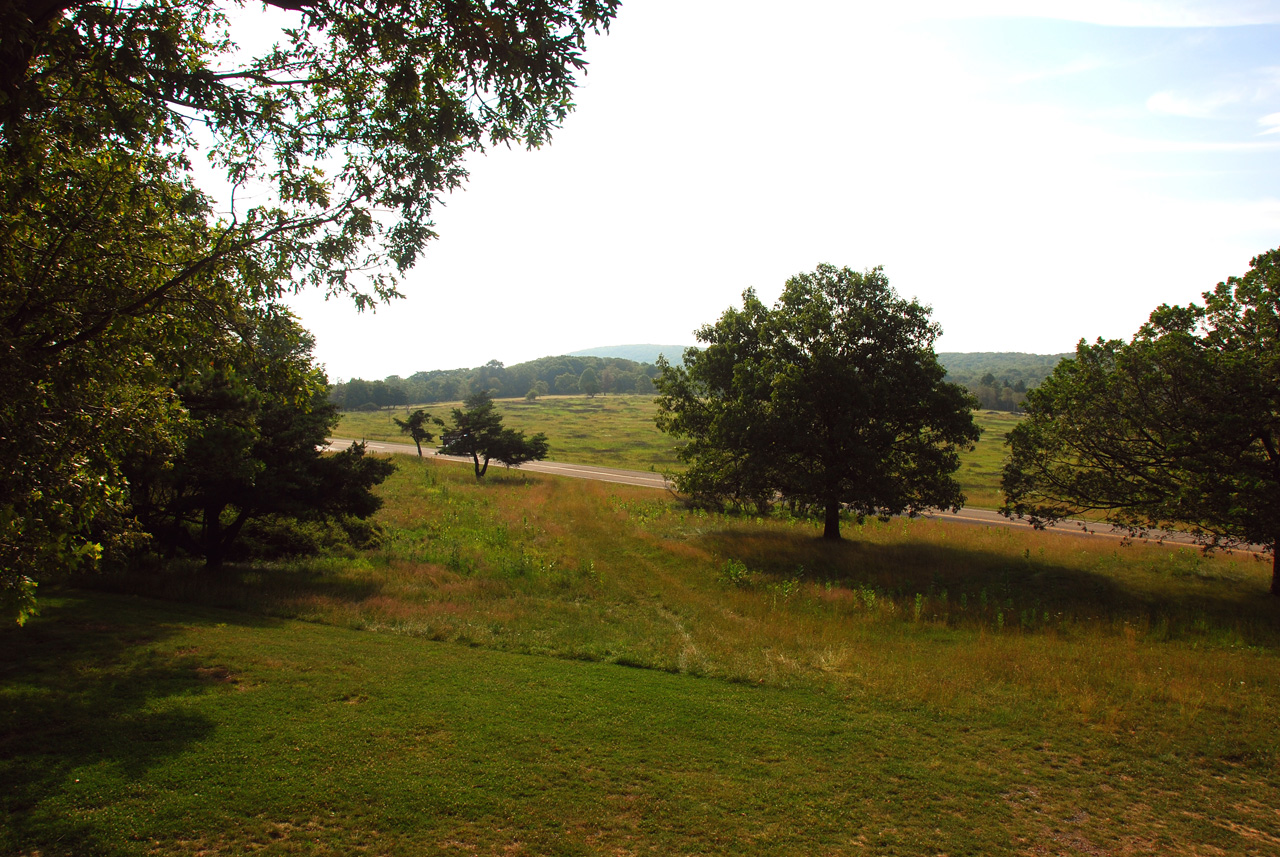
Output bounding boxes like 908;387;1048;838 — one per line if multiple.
1147;89;1245;117
1259;111;1280;133
888;0;1280;27
1009;55;1112;85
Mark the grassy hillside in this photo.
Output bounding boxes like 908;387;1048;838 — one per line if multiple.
336;396;1021;509
5;457;1279;854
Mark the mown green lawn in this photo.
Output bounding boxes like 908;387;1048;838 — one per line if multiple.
4;456;1278;855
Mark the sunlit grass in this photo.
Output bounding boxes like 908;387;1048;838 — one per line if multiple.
339;398;1024;509
336;394;683;473
102;456;1277;695
9;455;1280;854
954;409;1021;508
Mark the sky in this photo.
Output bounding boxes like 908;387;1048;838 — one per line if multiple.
270;0;1280;381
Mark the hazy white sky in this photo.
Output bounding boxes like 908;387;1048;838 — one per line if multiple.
275;0;1280;380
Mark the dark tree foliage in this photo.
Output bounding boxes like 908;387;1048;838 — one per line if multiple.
1002;248;1280;596
439;391;549;479
0;0;615;621
655;264;981;540
125;309;395;568
394;409;440;457
0;120;235;621
3;0;618;304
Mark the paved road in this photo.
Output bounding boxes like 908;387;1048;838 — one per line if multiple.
330;437;1254;551
328;437;670;489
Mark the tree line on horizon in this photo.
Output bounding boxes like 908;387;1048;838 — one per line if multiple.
937;352;1071;412
331;352;1065;413
330;355;662;409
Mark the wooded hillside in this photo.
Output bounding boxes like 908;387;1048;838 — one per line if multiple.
331;355;661;408
331;351;1067;412
938;352;1069;411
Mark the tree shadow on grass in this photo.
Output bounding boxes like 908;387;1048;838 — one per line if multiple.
0;593;273;856
698;523;1280;648
482;470;544;485
82;558;384;615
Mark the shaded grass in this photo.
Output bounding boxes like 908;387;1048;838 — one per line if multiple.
8;456;1280;854
0;594;1071;856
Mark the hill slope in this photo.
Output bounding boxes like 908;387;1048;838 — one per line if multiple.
568;344;694;364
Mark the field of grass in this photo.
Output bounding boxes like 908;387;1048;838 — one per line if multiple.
5;455;1279;854
957;410;1023;509
337;398;1022;509
337;395;683;474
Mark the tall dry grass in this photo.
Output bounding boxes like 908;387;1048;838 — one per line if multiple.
108;454;1280;762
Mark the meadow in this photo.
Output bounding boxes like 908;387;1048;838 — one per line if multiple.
336;397;1021;508
337;395;685;473
4;455;1279;855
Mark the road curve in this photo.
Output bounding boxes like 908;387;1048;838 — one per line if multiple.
327;437;670;489
329;437;1259;552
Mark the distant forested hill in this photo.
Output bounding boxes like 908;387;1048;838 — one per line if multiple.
938;352;1070;412
569;344;694;364
330;350;1070;413
330;354;663;409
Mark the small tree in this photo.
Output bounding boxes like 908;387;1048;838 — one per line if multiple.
581;368;599;399
656;264;980;539
393;409;439;457
125;310;396;568
439;392;550;479
579;367;600;397
1002;248;1280;595
554;372;579;395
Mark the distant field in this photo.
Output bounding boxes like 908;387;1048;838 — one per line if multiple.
957;410;1022;509
6;456;1278;854
337;397;1022;509
336;394;684;473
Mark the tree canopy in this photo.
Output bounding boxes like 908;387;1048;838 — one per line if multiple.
655;264;981;540
439;391;549;479
578;367;600;397
1002;248;1280;596
0;0;616;621
122;308;396;568
3;0;618;301
394;409;439;457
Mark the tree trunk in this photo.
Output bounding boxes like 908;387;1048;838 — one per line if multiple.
202;506;248;570
823;501;841;540
201;501;226;569
1272;544;1279;597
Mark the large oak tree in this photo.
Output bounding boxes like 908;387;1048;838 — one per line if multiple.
0;0;617;621
655;264;981;540
1002;248;1280;596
